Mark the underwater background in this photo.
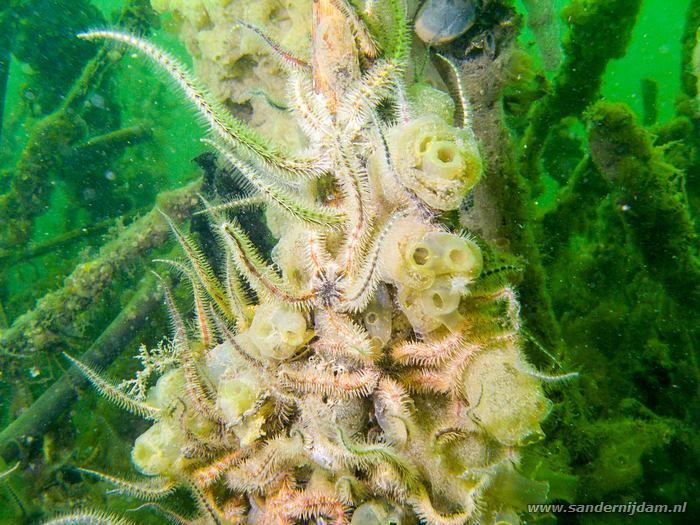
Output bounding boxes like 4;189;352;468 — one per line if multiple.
0;0;697;524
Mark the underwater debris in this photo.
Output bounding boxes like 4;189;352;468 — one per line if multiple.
9;0;105;116
0;181;200;363
0;0;157;250
0;277;163;461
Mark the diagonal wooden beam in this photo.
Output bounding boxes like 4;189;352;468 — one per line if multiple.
0;276;162;463
312;0;360;114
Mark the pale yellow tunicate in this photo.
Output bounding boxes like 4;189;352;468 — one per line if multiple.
131;420;185;475
419;276;461;319
216;370;262;425
349;501;391;525
146;367;185;410
216;370;266;445
212;353;267;444
407;232;483;283
240;302;309;360
379;216;436;290
146;368;213;438
206;340;245;383
398;276;464;334
384;115;482;210
422;140;466;181
397;286;442;335
383;227;484;333
271;223;313;293
462;345;552;446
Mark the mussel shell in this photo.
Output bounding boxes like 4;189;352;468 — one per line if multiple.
414;0;477;46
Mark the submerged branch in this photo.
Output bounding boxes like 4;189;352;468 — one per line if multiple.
450;31;564;357
0;1;157;249
0;179;201;363
587;101;700;310
520;0;642;186
0;276;162;463
0;206;150;265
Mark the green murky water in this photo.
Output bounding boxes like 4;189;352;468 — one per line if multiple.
0;1;697;524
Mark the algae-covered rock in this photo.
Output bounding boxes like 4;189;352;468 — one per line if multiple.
578;417;673;500
588;101;699;310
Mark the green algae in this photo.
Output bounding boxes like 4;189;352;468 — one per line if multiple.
587;101;699;310
520;0;643;186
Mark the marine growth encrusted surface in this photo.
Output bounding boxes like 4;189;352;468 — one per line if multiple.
151;0;311;149
54;1;559;524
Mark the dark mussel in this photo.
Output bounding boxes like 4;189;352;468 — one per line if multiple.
414;0;478;46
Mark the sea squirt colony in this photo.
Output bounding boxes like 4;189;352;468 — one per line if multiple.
51;1;558;523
